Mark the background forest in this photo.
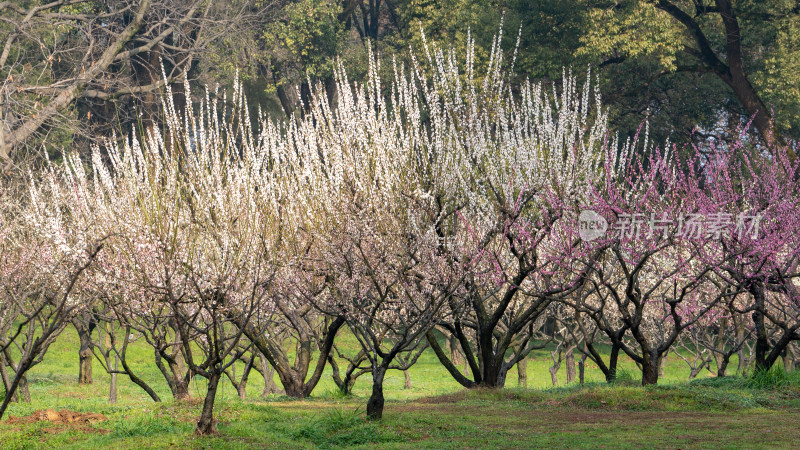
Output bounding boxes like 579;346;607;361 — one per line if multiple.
2;0;800;168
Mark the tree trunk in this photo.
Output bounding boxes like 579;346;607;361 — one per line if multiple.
259;356;284;397
736;320;749;375
119;348;161;402
641;352;661;386
517;357;528;388
238;357;254;400
78;326;93;384
424;330;476;388
366;365;387;420
783;348;794;372
497;364;510;387
448;334;464;367
280;376;306;398
109;354;118;404
0;0;152;163
17;375;30;403
549;365;560;387
752;284;771;372
565;349;576;384
480;357;504;388
607;345;620;383
788;343;800;371
403;369;412;389
172;368;190;400
0;355;16;403
721;71;782;148
549;346;562;387
715;0;785;149
717;354;730;377
196;373;221;435
0;352;34;421
713;318;727;372
579;354;587;385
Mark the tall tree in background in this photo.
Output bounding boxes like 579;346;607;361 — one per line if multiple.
0;0;273;168
580;0;800;146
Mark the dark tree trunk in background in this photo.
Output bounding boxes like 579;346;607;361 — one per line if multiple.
652;0;786;149
579;354;587;385
714;0;784;148
717;354;730;377
751;283;771;372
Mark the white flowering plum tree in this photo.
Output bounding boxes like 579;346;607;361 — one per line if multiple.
0;170;102;420
278;48;467;419
59;76;287;434
235;260;345;399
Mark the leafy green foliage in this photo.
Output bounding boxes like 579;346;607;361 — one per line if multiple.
577;0;800;142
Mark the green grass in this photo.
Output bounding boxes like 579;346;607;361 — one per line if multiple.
745;365;800;389
1;326;799;448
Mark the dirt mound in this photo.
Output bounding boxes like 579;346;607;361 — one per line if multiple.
4;409;108;431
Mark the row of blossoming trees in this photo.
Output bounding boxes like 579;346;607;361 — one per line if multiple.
1;34;800;434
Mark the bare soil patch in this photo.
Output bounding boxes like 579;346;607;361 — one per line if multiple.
2;409;109;434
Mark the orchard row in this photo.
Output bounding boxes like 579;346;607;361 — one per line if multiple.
1;37;798;434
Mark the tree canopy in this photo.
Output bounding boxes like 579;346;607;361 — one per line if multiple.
2;0;799;169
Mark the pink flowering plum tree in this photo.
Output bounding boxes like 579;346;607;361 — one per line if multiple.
701;142;800;373
410;32;614;389
573;142;745;386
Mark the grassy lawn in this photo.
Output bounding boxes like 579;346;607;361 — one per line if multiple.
1;327;799;448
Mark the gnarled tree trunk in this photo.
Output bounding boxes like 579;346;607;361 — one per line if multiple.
195;373;221;435
366;365;387;420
